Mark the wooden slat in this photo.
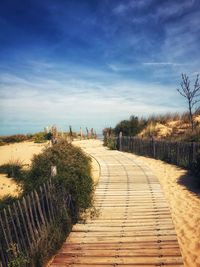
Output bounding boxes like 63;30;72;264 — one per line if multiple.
12;202;28;254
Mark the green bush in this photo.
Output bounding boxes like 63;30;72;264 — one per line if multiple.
7;243;30;267
114;116;147;136
107;138;116;150
22;140;93;213
33;132;49;143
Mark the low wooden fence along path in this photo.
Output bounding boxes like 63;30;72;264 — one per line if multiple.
50;141;183;267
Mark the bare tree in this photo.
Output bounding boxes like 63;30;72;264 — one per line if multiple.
177;73;200;131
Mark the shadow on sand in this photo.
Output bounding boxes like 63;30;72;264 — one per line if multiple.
178;171;200;196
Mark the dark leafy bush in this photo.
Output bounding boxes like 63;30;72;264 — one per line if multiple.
22;140;93;212
107;138;116;150
114;116;147;136
33;132;49;143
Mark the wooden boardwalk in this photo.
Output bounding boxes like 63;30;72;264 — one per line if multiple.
50;141;183;267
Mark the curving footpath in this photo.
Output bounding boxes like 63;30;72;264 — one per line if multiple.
50;140;183;267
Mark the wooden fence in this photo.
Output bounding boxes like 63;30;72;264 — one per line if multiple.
115;136;200;168
0;179;76;267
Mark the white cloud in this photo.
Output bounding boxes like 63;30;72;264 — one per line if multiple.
143;62;184;67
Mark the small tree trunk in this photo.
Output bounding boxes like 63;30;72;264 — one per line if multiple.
189;102;194;132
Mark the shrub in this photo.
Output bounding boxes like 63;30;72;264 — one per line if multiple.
23;140;93;213
107;138;116;150
33;132;49;143
7;243;30;267
103;127;114;146
114;116;147;137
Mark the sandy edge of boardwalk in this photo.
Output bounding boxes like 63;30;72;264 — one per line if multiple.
125;152;200;267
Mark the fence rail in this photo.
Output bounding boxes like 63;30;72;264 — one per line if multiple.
115;136;200;168
0;179;75;267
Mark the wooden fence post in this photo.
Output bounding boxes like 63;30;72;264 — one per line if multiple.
152;138;156;158
51;166;57;177
119;132;122;151
193;142;196;162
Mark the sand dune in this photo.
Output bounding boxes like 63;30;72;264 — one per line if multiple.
0;141;47;198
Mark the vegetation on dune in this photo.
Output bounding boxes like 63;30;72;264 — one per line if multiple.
0;134;32;145
24;140;93;211
103;111;200;143
0;130;80;146
0;140;93;266
114;116;147;136
0;140;93;211
103;116;147;147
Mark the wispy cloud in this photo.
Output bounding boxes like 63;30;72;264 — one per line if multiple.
143;62;184;67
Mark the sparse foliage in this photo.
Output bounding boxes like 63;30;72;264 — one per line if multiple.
177;74;200;131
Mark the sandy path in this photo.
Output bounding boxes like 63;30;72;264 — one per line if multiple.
0;141;47;198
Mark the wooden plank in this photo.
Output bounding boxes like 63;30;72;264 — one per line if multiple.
58;248;182;257
39;186;48;224
34;190;46;226
52;255;183;265
46;180;56;221
43;182;53;221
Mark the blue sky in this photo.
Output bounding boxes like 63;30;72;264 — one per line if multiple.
0;0;200;135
